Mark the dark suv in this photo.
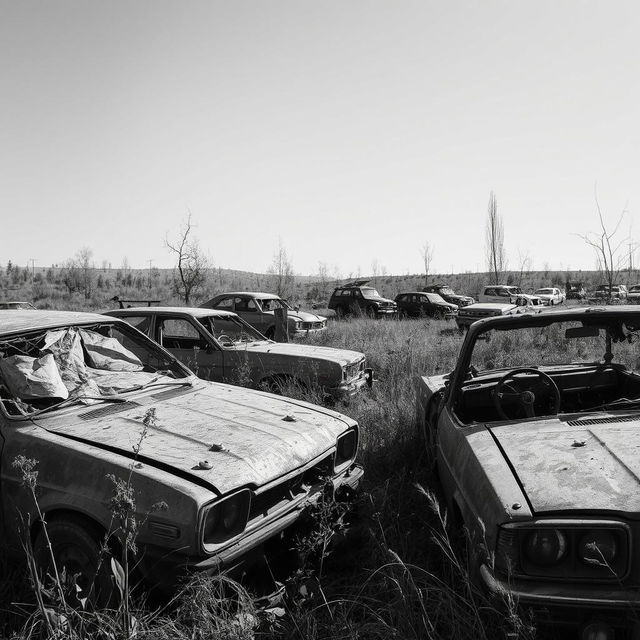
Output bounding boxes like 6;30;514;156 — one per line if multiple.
423;283;474;307
328;280;397;317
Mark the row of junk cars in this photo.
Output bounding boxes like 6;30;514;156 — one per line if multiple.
5;281;640;638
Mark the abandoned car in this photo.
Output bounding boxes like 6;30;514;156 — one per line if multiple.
201;292;326;339
455;296;542;329
627;284;640;304
0;301;36;310
0;310;363;599
594;284;628;302
394;291;457;319
107;307;372;400
479;285;542;307
423;283;475;307
417;307;640;636
533;287;565;306
328;280;397;317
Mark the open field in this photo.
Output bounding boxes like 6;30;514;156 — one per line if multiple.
0;314;545;640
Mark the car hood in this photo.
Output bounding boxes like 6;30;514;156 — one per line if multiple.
367;296;396;305
243;342;363;367
36;382;351;495
489;416;640;515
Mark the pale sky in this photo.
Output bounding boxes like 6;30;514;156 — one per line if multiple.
2;1;639;276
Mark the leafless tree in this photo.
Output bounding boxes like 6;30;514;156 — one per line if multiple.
516;250;532;288
578;197;629;300
420;242;434;287
165;213;210;305
485;191;506;284
317;261;329;299
268;238;295;299
61;247;95;299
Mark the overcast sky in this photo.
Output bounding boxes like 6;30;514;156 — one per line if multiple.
2;1;639;277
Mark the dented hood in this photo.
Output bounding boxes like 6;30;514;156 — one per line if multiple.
243;342;363;367
37;382;352;495
489;416;640;515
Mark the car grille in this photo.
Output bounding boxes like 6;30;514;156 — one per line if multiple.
248;454;333;522
344;358;365;381
79;401;141;420
300;321;326;330
460;310;496;319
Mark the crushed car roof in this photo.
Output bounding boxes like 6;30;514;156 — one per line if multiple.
0;309;116;336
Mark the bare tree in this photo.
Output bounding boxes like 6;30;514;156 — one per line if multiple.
61;247;95;299
420;242;434;287
268;238;295;299
317;261;329;299
579;197;629;300
516;250;532;288
485;191;506;284
165;213;210;305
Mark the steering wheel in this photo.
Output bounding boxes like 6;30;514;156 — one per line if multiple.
217;334;234;347
493;368;561;419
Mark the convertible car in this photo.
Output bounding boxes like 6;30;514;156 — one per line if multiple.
0;311;363;601
417;307;640;638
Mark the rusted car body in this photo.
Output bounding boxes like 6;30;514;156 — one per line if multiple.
201;292;327;339
106;307;372;400
416;307;640;637
0;311;363;597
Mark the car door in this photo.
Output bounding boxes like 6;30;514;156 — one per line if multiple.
234;297;266;332
155;316;222;382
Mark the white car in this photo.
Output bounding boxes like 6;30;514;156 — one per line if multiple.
534;287;565;306
479;285;543;307
627;284;640;304
456;296;542;329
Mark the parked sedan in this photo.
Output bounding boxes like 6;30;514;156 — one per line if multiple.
107;307;372;400
533;287;565;306
417;307;640;636
201;292;326;339
0;310;363;601
395;292;457;319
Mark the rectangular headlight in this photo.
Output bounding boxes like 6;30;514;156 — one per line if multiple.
202;489;252;548
335;429;358;470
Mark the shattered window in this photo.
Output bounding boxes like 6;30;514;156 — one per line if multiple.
0;322;188;417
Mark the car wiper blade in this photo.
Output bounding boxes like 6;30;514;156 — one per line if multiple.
598;397;640;410
117;378;194;394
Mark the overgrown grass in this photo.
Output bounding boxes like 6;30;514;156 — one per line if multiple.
1;316;536;639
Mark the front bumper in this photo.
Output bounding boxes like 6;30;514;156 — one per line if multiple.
481;563;640;635
327;369;374;399
375;308;398;316
139;464;364;588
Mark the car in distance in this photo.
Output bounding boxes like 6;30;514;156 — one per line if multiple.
423;283;474;307
533;287;565;306
328;280;397;317
565;281;587;300
479;285;542;306
107;307;372;400
200;292;326;339
394;292;457;319
627;284;640;304
0;310;363;599
594;284;628;302
417;306;640;636
455;296;542;329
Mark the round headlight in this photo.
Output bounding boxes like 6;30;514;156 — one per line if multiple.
524;529;567;566
578;530;617;566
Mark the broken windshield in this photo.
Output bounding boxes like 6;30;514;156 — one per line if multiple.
0;322;189;417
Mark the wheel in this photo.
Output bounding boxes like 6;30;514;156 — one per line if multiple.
365;306;377;318
334;305;346;318
493;368;561;420
399;309;408;319
34;518;116;608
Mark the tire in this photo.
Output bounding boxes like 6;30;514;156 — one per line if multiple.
34;518;116;608
334;305;346;318
365;306;377;318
